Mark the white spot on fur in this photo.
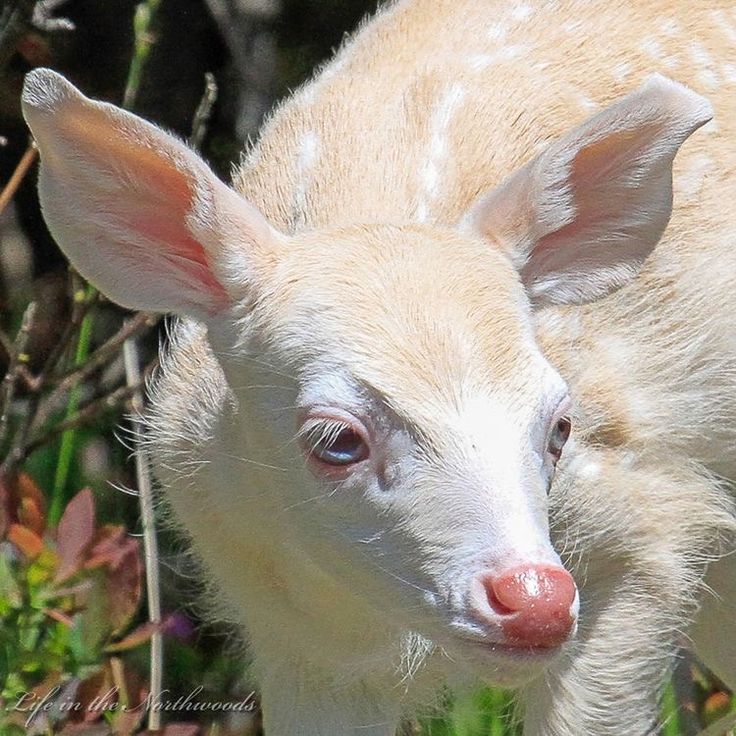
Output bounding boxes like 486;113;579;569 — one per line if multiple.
292;131;320;229
688;42;719;89
678;153;714;201
711;10;736;45
640;37;678;68
464;44;531;71
464;54;494;72
510;2;533;22
576;93;598;112
298;131;319;170
611;60;632;83
501;44;531;60
660;18;680;36
663;55;680;70
416;84;466;222
562;19;585;34
487;22;509;42
641;36;664;59
722;63;736;83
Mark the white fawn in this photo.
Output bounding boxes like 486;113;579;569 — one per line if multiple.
20;0;736;734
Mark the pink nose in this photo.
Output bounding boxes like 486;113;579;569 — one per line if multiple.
477;564;578;648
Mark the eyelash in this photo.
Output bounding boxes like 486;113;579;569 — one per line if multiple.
300;418;351;450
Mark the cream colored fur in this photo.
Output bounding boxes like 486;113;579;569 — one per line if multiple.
20;1;736;734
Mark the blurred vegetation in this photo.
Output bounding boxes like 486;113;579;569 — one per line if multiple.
0;0;735;734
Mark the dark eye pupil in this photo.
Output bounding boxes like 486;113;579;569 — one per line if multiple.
549;417;572;461
312;428;366;466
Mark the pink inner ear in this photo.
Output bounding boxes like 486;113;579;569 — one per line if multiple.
129;213;229;311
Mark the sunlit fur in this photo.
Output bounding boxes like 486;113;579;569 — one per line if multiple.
21;1;736;735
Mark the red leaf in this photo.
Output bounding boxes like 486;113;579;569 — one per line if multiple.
105;536;143;633
104;620;159;652
44;608;75;627
71;667;113;724
8;523;45;558
84;525;128;570
56;488;96;582
17;472;47;535
0;471;47;538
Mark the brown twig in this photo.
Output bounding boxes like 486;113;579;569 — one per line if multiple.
51;311;157;388
1;273;95;479
38;272;97;385
0;302;36;453
0;142;38;218
27;311;158;438
19;377;149;461
189;71;218;149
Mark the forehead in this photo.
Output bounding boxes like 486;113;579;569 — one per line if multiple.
264;225;552;413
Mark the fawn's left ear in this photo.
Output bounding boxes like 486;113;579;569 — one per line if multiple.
22;68;282;319
463;74;713;306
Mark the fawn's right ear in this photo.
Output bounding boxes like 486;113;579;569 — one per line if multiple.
22;68;281;319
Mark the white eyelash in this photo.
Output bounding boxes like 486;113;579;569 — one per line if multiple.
299;418;351;452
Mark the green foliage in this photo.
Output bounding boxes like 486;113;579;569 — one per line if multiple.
417;689;521;736
0;477;149;732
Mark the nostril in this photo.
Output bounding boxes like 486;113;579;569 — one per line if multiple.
484;582;516;616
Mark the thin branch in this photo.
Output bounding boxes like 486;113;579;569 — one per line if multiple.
121;2;163;730
189;71;218;149
1;274;91;480
40;271;97;382
0;142;38;217
51;311;156;387
123;336;163;733
28;310;155;435
0;302;36;453
19;381;143;460
121;0;161;110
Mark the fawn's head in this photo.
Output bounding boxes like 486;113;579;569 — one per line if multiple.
22;68;709;679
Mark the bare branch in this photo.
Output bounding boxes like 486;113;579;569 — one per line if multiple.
51;312;157;389
189;72;218;150
0;302;36;451
0;142;38;218
123;335;163;733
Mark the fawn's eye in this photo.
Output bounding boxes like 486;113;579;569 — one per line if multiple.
301;417;369;468
547;416;571;463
